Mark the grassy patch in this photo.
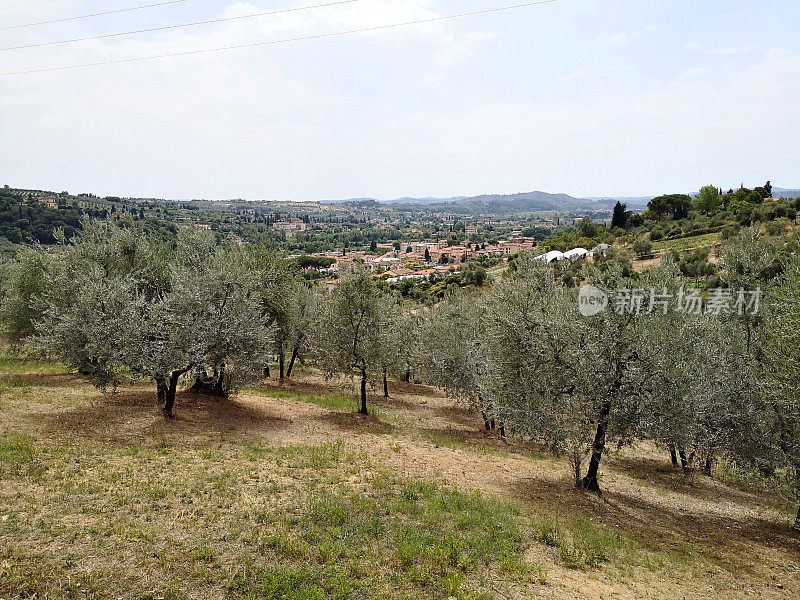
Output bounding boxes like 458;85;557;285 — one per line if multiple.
243;475;527;599
532;515;637;569
250;387;389;420
420;430;510;457
421;429;473;449
243;440;347;471
0;430;43;479
0;356;63;375
296;392;363;413
0;374;33;403
651;232;721;253
250;388;360;411
229;564;355;600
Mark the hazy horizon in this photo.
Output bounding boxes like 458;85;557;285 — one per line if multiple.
4;180;796;204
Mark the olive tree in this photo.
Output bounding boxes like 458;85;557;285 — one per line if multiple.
256;252;301;380
34;221;170;386
480;257;589;481
375;291;409;397
572;262;707;495
760;261;800;531
125;228;271;415
284;283;318;379
479;255;679;495
413;290;488;410
0;248;52;346
34;223;271;417
721;226;782;354
312;268;389;414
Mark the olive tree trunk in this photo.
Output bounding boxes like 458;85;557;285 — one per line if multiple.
678;447;689;470
579;399;611;496
359;368;368;415
383;367;389;398
572;454;582;487
703;454;714;477
192;364;228;398
794;505;800;533
156;379;168;407
286;347;299;378
160;365;192;418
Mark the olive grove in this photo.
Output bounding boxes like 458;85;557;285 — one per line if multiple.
2;222;800;529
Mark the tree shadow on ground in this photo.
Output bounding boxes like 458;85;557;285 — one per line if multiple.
420;425;506;446
388;380;443;398
607;453;773;509
36;386;289;448
0;372;86;388
508;473;800;557
314;410;396;435
372;392;425;410
430;399;487;429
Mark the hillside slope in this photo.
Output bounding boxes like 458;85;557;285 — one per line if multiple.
1;356;797;599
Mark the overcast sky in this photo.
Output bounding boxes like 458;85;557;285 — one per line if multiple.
1;0;798;201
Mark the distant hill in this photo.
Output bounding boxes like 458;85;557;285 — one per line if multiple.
327;190;647;214
387;196;468;205
393;191;619;215
583;196;653;208
772;187;800;198
325;196;468;205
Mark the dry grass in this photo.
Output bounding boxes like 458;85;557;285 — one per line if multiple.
1;356;798;599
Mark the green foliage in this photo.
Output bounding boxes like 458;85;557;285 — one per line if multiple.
291;255;336;270
765;218;789;236
0;249;51;344
651;231;721;253
632;238;652;257
611;201;630;229
694;186;721;215
672;249;716;279
543;218;610;252
460;262;487;287
645;194;692;220
577;216;598;239
0;190;81;245
531;516;633;569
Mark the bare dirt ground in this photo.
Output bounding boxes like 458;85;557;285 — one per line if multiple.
630;256;661;273
2;363;798;599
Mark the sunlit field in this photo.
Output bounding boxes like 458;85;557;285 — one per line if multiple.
1;353;797;600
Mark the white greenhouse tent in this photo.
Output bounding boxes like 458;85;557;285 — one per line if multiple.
535;250;565;263
563;247;589;260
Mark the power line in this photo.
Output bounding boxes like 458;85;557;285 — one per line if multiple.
0;0;560;76
0;0;190;30
0;0;360;50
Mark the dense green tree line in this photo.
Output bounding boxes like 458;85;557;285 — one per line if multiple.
0;190;81;245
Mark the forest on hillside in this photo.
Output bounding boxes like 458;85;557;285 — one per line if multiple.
0;189;81;245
